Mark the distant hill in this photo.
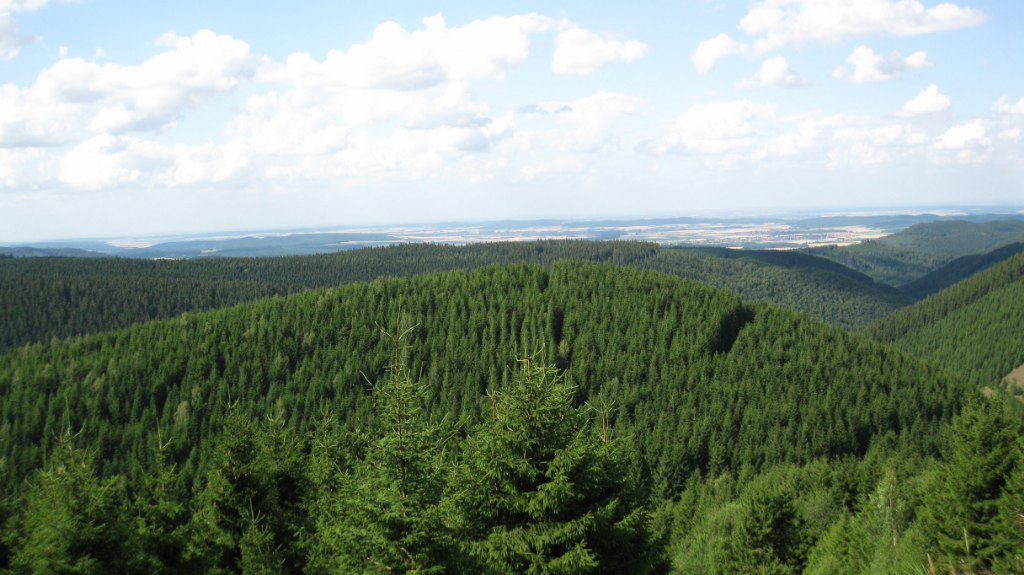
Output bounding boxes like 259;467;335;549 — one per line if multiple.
808;219;1024;286
0;262;963;494
899;241;1024;298
641;247;912;330
0;246;104;258
0;241;909;351
866;252;1024;388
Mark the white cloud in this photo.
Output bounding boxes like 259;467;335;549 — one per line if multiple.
258;13;557;90
58;133;249;190
994;96;1024;115
692;33;744;73
655;100;776;153
0;30;260;145
695;0;983;71
738;56;804;88
898;84;950;116
551;28;649;75
740;0;985;51
59;134;159;190
522;91;641;152
0;0;47;60
752;116;837;159
934;121;989;150
832;45;932;83
998;128;1021;143
827;121;929;167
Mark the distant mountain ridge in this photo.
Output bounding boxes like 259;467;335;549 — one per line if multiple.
867;251;1024;388
808;218;1024;286
0;240;908;351
899;241;1024;298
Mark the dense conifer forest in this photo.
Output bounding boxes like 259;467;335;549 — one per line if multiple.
0;240;906;352
809;219;1024;287
0;259;1021;573
867;251;1024;390
1;232;1023;574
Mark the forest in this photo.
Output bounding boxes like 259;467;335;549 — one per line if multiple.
0;228;1023;574
0;239;910;353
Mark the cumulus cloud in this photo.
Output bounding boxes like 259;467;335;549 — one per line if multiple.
998;128;1020;143
994;96;1024;115
0;0;47;60
0;30;260;145
57;133;249;190
738;56;804;88
740;0;985;49
258;13;557;90
551;28;649;75
521;91;640;152
692;33;744;73
934;121;989;150
654;100;776;153
694;0;983;71
827;122;928;167
898;84;950;116
832;45;932;83
752;116;828;159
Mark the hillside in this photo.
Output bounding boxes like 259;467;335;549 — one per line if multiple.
641;247;912;330
867;252;1024;388
0;240;906;351
0;262;962;492
0;262;1018;574
809;219;1024;286
899;241;1024;298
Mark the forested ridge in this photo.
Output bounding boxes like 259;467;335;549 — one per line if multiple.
899;241;1024;299
809;219;1024;286
1;261;1021;573
0;239;905;352
866;252;1024;389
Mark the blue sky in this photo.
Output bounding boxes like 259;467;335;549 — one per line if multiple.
1;0;1022;242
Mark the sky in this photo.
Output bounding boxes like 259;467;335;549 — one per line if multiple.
1;0;1023;242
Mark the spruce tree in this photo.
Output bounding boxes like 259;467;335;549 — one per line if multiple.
133;443;193;575
307;324;454;575
722;481;805;575
11;432;136;575
449;359;662;575
920;396;1020;572
189;413;309;575
993;440;1024;574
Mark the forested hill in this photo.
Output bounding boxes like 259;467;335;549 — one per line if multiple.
0;262;962;494
866;251;1024;388
808;219;1024;286
1;262;1020;574
898;241;1024;299
0;240;906;351
640;247;911;330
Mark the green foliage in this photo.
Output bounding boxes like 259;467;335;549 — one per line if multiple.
133;446;194;575
189;413;310;575
449;359;661;574
810;219;1024;286
918;397;1023;573
10;433;136;575
899;241;1024;299
993;451;1024;574
639;248;911;330
0;241;656;352
0;259;1016;573
0;263;962;496
867;252;1024;388
308;326;454;575
0;239;910;353
804;466;929;575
